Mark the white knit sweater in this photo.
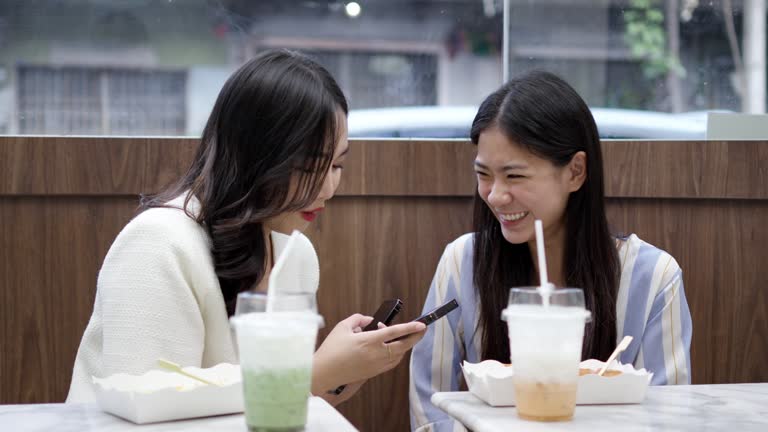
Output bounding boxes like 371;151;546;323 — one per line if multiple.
66;195;295;403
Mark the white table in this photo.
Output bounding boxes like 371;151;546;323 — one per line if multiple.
432;383;768;431
0;397;358;431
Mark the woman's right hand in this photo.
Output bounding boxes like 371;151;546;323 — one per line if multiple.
311;314;427;396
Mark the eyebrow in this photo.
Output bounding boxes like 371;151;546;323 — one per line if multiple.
474;161;527;171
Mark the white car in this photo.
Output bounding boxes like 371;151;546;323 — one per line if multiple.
348;106;710;139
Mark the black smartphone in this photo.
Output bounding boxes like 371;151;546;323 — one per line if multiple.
414;299;459;326
329;299;404;395
363;299;403;331
388;299;460;344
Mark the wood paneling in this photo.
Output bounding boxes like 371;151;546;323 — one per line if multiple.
602;140;768;199
0;137;148;195
2;137;767;199
142;138;198;193
0;137;481;197
0;197;137;403
1;136;767;432
606;199;768;385
335;140;477;196
306;197;473;431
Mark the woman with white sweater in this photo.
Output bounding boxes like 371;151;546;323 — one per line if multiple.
67;49;426;405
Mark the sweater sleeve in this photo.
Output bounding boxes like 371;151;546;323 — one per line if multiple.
409;239;468;432
98;213;206;376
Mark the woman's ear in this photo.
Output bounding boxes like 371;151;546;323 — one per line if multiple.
567;151;587;192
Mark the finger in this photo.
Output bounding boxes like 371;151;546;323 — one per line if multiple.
353;318;374;333
386;328;427;354
377;322;387;329
340;314;374;329
368;321;425;343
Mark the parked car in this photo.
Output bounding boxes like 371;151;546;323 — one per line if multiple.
348;105;710;140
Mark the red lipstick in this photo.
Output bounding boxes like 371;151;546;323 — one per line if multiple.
300;207;324;222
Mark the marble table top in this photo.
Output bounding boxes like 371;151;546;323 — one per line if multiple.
432;383;768;432
0;397;358;432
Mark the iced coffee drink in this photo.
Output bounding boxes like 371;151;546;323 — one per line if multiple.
503;288;590;421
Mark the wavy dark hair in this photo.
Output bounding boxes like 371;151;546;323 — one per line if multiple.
470;71;620;362
141;49;348;315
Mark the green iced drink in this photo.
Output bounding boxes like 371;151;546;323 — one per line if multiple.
242;367;312;432
231;311;322;432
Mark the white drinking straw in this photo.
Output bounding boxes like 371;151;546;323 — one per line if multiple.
534;219;553;306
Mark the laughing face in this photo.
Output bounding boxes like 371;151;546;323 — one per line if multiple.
474;126;586;246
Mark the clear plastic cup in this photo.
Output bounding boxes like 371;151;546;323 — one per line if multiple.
235;291;320;315
502;288;591;422
235;292;268;315
230;311;323;432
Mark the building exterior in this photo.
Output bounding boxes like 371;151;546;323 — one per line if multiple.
0;0;758;136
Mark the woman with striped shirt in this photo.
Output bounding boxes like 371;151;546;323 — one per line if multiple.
409;71;692;432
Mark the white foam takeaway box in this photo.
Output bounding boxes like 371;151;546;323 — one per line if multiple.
462;359;652;407
93;363;243;424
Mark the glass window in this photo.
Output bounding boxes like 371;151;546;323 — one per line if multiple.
17;65;186;135
0;1;763;139
302;50;438;109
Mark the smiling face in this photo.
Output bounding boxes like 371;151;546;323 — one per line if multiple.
264;112;349;234
474;126;586;247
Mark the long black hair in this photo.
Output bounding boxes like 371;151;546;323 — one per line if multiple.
470;71;619;362
142;49;348;315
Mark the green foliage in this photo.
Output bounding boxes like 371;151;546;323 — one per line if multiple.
623;0;686;79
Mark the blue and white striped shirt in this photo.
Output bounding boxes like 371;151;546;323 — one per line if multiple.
409;233;692;432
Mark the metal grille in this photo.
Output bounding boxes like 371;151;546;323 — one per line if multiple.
18;66;102;134
108;70;186;135
17;65;186;135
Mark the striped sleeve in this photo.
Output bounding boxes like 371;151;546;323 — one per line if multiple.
637;257;692;385
409;236;470;432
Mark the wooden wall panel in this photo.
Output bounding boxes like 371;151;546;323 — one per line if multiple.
335;140;476;196
142;138;198;193
1;136;767;432
606;200;768;385
602;140;768;199
0;137;149;195
0;197;137;403
306;197;473;432
3;137;767;199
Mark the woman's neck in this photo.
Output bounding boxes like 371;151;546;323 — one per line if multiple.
528;220;567;287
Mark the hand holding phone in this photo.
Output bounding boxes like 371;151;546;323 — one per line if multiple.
329;299;403;395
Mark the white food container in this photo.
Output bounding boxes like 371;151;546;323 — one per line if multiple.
92;363;243;424
462;359;652;407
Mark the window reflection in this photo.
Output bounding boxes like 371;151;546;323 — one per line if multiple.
0;0;761;138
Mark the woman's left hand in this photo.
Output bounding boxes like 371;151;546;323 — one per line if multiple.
312;314;426;394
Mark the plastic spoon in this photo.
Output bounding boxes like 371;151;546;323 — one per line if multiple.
597;336;633;376
157;359;221;386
